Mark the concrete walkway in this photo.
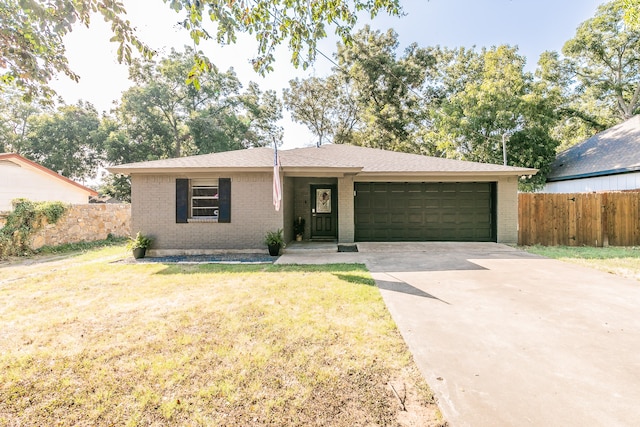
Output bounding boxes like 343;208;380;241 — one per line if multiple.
277;243;640;426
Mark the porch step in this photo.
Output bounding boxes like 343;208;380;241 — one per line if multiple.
284;241;339;253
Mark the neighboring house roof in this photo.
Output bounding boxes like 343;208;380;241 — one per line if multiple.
548;115;640;182
108;144;536;177
0;153;98;196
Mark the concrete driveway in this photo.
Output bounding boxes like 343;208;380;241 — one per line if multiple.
278;242;640;426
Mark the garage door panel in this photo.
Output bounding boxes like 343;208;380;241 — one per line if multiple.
355;213;372;226
355;193;372;209
408;213;423;223
390;213;407;223
388;183;406;192
372;183;389;192
424;199;442;208
372;212;389;223
372;198;387;209
475;229;492;240
355;182;495;242
406;183;422;192
407;198;424;208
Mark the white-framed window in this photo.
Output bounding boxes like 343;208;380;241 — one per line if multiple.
191;179;219;219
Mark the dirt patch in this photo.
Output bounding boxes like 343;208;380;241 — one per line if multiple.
389;370;447;427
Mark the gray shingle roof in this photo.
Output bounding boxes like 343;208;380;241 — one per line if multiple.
108;144;536;175
287;144;534;173
548;115;640;181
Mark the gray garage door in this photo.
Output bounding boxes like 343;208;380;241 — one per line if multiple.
354;182;496;242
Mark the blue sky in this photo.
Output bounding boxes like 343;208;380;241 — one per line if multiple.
51;0;606;148
377;0;604;69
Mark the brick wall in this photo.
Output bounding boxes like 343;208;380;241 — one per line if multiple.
132;173;283;253
283;176;295;243
130;172;522;251
338;175;355;243
29;204;131;249
496;176;519;244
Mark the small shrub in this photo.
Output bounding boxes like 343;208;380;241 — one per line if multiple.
126;232;152;250
263;229;285;247
0;199;68;259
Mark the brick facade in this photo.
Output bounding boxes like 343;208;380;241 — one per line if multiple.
132;173;283;254
496;176;519;244
338;175;355;243
131;172;520;253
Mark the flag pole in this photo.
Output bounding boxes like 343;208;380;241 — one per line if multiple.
272;142;281;211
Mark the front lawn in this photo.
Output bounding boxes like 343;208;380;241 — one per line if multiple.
0;246;442;426
523;245;640;281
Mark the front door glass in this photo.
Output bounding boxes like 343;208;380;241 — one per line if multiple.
316;188;331;213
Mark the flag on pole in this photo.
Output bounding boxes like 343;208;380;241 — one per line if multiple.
273;144;281;211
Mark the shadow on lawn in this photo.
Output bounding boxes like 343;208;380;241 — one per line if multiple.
152;263;370;275
332;273;376;286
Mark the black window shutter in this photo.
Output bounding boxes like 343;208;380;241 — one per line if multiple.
176;178;189;223
218;178;231;223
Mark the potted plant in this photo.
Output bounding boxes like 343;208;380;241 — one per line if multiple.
127;231;152;259
293;217;305;241
264;229;285;256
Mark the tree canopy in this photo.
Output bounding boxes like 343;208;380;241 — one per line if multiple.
101;48;282;199
424;45;559;190
283;34;559;190
23;101;105;181
623;0;640;27
563;0;640;120
164;0;401;74
1;0;401;98
1;0;152;99
284;27;433;152
283;76;358;147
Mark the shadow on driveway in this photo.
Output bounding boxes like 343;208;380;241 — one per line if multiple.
375;274;451;304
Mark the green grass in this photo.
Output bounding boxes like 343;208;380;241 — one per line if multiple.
0;245;442;426
523;245;640;281
35;234;128;255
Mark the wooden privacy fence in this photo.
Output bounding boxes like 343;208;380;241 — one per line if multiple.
518;192;640;246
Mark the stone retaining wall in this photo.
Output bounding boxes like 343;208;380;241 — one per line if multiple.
29;204;131;249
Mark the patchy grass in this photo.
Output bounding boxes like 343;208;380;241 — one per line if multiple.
0;245;442;426
523;245;640;281
36;235;128;255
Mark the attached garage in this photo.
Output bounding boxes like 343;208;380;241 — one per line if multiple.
354;182;496;242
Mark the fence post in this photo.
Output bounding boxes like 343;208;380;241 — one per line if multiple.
601;193;608;247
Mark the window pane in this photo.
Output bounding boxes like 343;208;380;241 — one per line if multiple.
193;199;219;208
193;208;219;217
193;187;218;198
191;183;219;218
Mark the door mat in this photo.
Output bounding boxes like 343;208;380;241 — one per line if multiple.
337;244;359;252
